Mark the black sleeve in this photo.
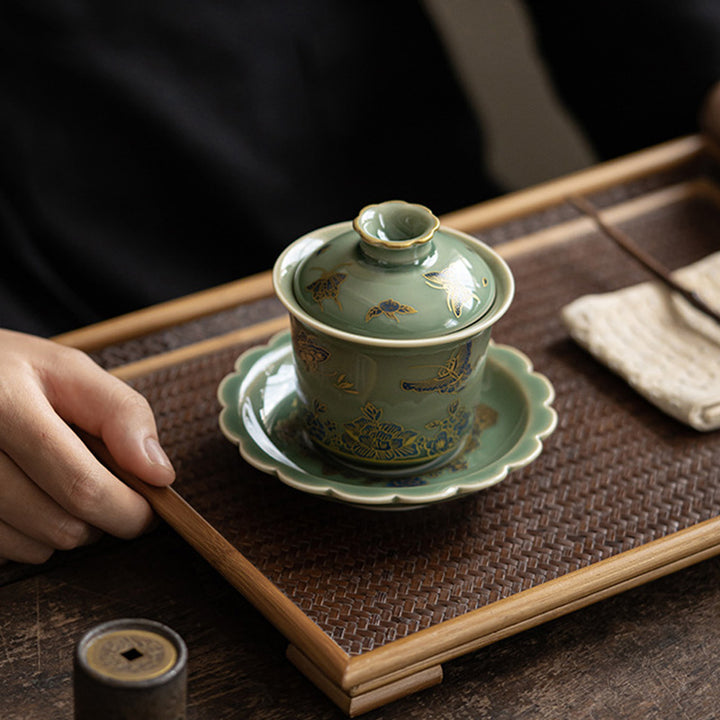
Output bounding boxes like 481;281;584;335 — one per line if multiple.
521;0;720;159
0;0;494;335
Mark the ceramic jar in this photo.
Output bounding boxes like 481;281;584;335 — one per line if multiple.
273;200;514;476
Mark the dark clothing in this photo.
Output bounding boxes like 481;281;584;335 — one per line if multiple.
1;0;495;335
523;0;720;160
1;1;719;335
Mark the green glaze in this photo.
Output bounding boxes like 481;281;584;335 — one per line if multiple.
273;200;515;473
353;200;439;251
292;201;498;339
217;331;557;508
289;316;491;474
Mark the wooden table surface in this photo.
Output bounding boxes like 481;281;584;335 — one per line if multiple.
3;136;720;720
3;525;720;720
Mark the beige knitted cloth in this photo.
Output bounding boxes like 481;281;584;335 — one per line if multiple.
562;251;720;431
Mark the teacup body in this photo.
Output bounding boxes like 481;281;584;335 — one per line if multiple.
273;201;514;475
290;317;492;475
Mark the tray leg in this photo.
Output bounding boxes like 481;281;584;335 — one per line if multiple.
286;645;443;717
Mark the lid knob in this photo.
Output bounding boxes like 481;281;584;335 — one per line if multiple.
353;201;439;265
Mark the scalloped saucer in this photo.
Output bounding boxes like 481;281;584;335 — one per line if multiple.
218;331;557;509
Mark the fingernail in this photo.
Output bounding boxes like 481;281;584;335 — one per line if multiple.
144;437;174;474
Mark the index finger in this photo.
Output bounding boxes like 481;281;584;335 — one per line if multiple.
5;390;155;539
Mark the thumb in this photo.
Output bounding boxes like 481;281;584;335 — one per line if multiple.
43;346;176;486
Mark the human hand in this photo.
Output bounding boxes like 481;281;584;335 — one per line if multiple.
0;329;175;564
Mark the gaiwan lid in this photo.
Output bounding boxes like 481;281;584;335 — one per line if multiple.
292;201;498;339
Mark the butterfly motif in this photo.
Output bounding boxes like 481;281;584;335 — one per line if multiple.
292;323;359;393
305;264;349;310
365;298;418;323
293;326;330;372
401;342;473;394
423;261;484;319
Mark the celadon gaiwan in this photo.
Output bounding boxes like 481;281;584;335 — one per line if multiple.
272;200;515;476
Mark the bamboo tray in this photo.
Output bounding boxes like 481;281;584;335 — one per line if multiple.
59;135;720;716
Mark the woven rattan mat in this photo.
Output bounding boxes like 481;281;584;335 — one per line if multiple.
89;153;718;371
119;182;720;658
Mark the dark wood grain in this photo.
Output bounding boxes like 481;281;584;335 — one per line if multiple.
2;530;720;719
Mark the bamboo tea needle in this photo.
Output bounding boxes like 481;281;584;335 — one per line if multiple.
568;194;720;326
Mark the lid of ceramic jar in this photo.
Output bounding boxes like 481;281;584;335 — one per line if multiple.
292;200;497;339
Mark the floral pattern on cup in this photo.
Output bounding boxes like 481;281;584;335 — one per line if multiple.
303;398;471;467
